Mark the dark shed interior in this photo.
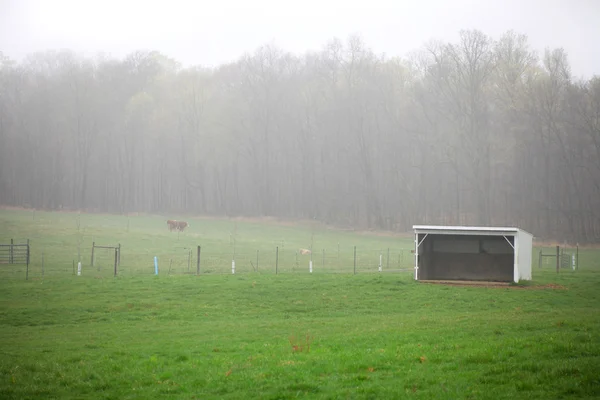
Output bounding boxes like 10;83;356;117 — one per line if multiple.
417;234;514;282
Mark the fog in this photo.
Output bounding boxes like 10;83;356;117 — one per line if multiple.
1;0;599;242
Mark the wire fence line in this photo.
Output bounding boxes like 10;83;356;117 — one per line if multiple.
0;242;415;280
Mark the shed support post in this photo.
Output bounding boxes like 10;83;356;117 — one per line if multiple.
414;233;428;280
513;234;519;283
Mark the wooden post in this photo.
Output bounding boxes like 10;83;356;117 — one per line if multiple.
576;244;579;270
188;250;191;273
114;247;118;277
387;248;390;270
538;249;542;268
196;246;201;275
401;249;404;266
25;240;30;281
91;242;95;268
10;239;13;264
556;245;560;273
276;246;279;275
353;246;356;275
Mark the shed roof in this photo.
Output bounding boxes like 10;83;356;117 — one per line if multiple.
413;225;533;237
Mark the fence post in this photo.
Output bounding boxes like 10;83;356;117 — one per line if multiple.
387;248;390;269
25;240;29;281
276;246;279;275
353;246;356;275
91;242;95;268
538;249;542;268
556;245;560;273
10;239;13;264
379;254;382;272
187;250;191;273
114;248;118;277
26;239;29;280
576;244;579;270
196;246;201;275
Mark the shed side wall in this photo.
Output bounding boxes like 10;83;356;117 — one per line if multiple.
518;232;533;280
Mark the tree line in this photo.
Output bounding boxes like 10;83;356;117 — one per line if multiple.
1;30;599;243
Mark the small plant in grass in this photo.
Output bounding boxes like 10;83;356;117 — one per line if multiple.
289;332;312;353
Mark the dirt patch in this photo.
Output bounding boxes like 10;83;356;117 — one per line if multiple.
419;280;567;290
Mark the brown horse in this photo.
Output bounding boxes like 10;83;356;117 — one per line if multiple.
167;220;189;231
176;221;189;231
167;220;178;231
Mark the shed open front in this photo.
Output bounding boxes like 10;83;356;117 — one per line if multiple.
416;232;515;282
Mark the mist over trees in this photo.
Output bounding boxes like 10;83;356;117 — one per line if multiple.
1;30;599;243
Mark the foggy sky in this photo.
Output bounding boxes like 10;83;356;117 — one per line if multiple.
1;0;599;78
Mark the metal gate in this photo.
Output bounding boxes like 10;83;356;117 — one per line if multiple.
0;239;31;279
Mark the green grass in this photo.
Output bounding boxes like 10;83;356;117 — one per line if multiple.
0;209;599;399
0;209;413;278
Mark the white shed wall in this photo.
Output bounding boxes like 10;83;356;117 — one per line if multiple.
517;231;533;281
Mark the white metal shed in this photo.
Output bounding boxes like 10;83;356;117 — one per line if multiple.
413;225;533;283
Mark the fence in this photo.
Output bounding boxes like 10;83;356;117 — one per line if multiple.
538;245;578;271
91;242;120;276
102;246;415;276
0;242;415;279
0;239;31;279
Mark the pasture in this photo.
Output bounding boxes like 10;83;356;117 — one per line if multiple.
0;209;599;399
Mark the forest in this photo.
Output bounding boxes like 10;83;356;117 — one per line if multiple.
0;30;599;243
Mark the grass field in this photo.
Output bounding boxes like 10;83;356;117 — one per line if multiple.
0;208;415;278
1;209;599;399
